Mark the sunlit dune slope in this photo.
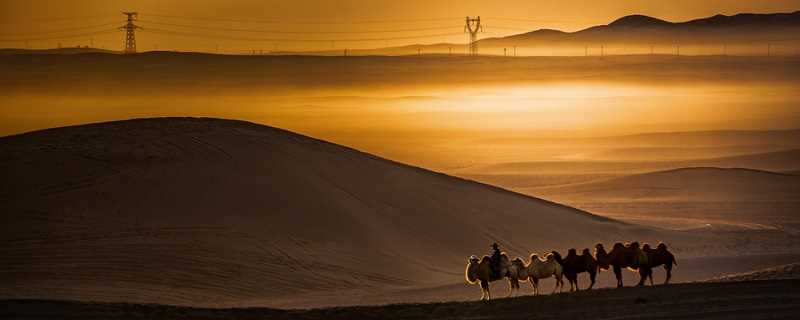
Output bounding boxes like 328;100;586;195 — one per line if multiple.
0;117;658;307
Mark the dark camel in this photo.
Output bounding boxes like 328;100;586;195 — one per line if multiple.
552;248;598;291
642;243;678;285
594;242;651;287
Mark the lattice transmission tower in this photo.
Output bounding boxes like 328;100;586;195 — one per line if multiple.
120;12;140;54
464;16;482;56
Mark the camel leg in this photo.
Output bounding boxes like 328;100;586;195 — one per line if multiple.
588;271;596;290
637;268;648;286
613;266;623;288
554;274;563;293
665;265;672;285
648;269;654;286
507;279;515;298
570;274;579;292
528;278;536;295
480;280;489;300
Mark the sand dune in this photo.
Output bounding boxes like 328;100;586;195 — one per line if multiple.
533;167;800;201
1;117;675;307
527;167;800;231
4;279;800;319
710;263;800;282
459;149;800;176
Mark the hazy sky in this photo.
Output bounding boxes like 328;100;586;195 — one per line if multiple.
1;0;799;52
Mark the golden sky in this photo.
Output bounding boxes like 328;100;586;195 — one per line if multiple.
1;0;799;52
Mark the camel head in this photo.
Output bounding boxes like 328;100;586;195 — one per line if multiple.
581;248;591;256
657;242;668;251
544;253;554;261
595;243;607;255
567;248;577;257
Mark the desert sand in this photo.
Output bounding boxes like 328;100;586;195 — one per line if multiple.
3;279;799;319
2;118;799;309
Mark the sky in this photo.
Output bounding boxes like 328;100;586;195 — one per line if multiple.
1;0;799;52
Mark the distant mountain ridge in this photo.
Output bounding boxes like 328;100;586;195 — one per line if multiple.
487;11;800;46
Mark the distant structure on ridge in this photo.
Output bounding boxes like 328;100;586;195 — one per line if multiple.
120;12;140;54
464;16;482;56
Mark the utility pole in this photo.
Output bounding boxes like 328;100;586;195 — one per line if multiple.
504;48;507;56
119;12;140;54
464;16;482;56
513;46;517;57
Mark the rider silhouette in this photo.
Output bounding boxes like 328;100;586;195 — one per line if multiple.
490;243;502;278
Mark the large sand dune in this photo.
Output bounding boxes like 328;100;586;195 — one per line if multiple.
529;167;800;231
1;117;676;307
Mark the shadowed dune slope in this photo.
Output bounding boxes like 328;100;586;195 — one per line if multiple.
3;279;800;320
0;117;658;307
533;167;800;201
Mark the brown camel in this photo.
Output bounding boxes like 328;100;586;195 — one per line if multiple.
642;242;678;285
594;242;650;287
464;253;513;300
552;248;598;292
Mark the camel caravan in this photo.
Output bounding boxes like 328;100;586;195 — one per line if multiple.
465;242;677;300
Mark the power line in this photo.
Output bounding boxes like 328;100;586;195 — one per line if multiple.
483;16;593;24
0;28;118;42
143;27;464;42
137;19;462;34
140;12;460;25
0;13;118;25
0;21;119;37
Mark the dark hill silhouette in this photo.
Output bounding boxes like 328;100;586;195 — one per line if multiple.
490;11;800;47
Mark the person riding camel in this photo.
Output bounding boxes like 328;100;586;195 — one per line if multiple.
490;242;503;279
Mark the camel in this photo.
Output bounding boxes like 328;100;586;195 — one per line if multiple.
642;243;678;285
594;242;650;287
552;248;597;292
524;253;564;295
506;257;529;297
464;253;514;300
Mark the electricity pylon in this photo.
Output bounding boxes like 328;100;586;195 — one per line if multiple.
120;12;140;54
464;16;482;56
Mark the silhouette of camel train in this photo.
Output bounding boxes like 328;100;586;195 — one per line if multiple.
465;242;677;300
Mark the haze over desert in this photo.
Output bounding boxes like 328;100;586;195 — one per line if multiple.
1;2;800;319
